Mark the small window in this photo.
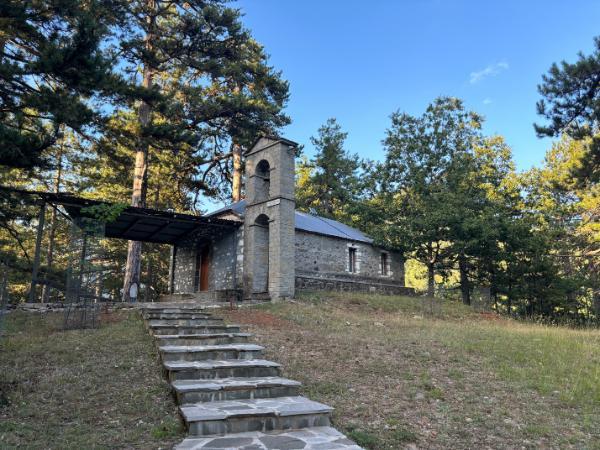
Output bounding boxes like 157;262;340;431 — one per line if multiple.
381;253;389;276
348;247;357;273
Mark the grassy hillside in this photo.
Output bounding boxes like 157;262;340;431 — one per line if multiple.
0;311;184;449
224;292;600;449
1;296;598;449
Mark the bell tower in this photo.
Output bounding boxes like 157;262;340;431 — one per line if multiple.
243;136;296;300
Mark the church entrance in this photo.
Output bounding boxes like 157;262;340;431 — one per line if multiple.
195;245;210;292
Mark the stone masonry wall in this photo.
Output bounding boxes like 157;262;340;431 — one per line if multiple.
208;229;240;291
295;271;414;296
244;137;296;299
172;228;242;294
173;245;196;294
294;230;405;282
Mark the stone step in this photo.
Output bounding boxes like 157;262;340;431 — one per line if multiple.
160;291;241;303
141;303;212;312
143;307;212;313
156;333;252;347
164;359;280;382
160;344;264;362
151;324;241;335
180;396;332;437
175;427;363;450
172;377;302;404
143;312;215;320
148;318;224;327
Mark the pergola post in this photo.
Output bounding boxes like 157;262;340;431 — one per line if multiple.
168;245;177;295
29;201;46;303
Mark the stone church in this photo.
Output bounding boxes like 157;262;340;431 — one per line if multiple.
171;136;412;300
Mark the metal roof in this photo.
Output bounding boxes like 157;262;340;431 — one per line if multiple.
294;210;373;243
207;200;373;244
1;187;240;245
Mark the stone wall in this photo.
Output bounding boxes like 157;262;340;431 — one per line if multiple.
294;230;405;282
172;228;242;294
172;244;196;293
243;137;296;300
295;271;414;296
208;229;241;291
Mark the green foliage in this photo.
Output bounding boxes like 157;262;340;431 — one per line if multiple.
0;0;131;169
345;426;382;449
81;203;128;224
296;118;361;219
390;427;418;444
96;0;290;205
370;97;484;298
352;96;598;322
0;0;292;303
536;36;600;184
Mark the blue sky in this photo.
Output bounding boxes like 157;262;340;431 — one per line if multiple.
237;0;600;171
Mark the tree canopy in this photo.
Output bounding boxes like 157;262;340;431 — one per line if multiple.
296;118;361;219
536;36;600;184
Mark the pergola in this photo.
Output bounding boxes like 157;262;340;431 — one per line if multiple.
1;187;240;301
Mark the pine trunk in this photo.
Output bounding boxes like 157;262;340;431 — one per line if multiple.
41;146;63;303
122;0;155;302
458;253;471;305
426;261;435;297
593;289;600;321
232;143;242;202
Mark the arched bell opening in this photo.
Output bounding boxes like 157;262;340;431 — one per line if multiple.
254;159;271;202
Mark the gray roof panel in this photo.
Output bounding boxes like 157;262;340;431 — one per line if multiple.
294;211;373;243
206;200;373;244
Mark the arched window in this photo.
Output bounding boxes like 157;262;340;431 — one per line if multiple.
254;159;270;202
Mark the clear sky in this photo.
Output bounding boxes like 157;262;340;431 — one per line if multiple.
236;0;600;171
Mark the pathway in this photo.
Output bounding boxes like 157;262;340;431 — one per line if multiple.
142;303;362;450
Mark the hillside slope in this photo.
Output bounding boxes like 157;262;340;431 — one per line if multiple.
0;311;184;449
223;292;600;449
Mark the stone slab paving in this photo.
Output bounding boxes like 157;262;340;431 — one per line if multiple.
180;396;333;422
142;304;362;449
164;359;281;371
175;427;363;450
144;312;217;319
160;344;265;362
158;333;252;340
151;324;242;335
172;377;302;394
160;344;265;354
150;324;239;330
157;333;252;346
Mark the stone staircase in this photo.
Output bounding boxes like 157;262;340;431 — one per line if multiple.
142;303;362;449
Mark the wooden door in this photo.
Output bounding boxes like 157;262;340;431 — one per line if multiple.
199;246;210;291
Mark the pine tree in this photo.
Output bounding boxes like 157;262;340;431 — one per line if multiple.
296;118;360;219
85;1;290;300
0;0;129;169
535;36;600;184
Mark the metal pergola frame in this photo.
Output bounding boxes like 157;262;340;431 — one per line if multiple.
0;186;240;302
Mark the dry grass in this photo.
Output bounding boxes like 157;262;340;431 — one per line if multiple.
223;292;600;449
2;295;598;449
0;310;184;449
